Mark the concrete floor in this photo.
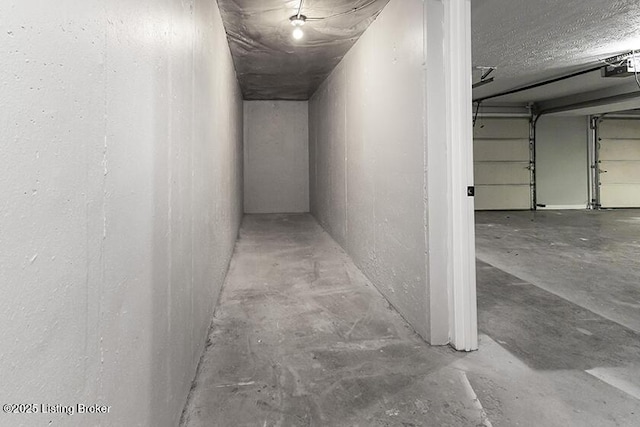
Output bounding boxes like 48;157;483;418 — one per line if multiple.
475;209;640;333
181;212;640;427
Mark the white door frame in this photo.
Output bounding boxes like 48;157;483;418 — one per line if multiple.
425;0;477;351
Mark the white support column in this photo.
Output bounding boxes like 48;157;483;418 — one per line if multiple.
425;0;477;351
425;0;450;346
445;0;477;351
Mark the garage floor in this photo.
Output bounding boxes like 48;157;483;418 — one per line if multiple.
475;209;640;333
181;213;640;427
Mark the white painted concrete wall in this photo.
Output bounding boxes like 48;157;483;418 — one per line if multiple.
536;116;589;208
309;0;434;341
244;101;309;213
0;1;242;426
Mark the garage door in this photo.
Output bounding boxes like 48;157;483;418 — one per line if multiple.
473;118;532;210
598;119;640;208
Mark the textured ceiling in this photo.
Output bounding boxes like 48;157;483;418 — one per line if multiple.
218;0;640;103
217;0;390;100
472;0;640;104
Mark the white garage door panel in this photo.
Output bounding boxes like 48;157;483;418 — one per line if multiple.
598;119;640;208
473;139;530;161
599;161;640;184
475;185;531;210
474;162;530;185
599;140;640;160
473;118;531;210
600;120;640;138
474;119;530;139
600;185;640;208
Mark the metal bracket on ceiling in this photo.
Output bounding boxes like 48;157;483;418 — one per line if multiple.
472;66;496;89
478;66;496;80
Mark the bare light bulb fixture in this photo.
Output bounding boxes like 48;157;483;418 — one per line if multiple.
292;27;304;40
290;14;306;40
288;0;378;42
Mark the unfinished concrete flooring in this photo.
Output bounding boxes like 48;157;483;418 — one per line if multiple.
181;213;640;427
476;209;640;333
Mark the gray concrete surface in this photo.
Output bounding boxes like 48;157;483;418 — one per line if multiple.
244;101;309;214
535;116;589;208
476;209;640;333
182;213;640;427
309;0;438;343
0;0;242;425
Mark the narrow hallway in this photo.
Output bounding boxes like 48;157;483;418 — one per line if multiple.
5;1;640;426
180;214;482;426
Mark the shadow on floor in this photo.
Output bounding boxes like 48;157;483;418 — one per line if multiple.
477;260;640;371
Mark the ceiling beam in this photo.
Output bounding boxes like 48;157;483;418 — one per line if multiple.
534;81;640;115
473;65;603;103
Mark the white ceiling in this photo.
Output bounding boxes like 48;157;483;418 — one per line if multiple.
472;0;640;105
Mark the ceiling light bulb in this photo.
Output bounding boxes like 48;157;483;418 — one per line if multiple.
292;27;304;40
